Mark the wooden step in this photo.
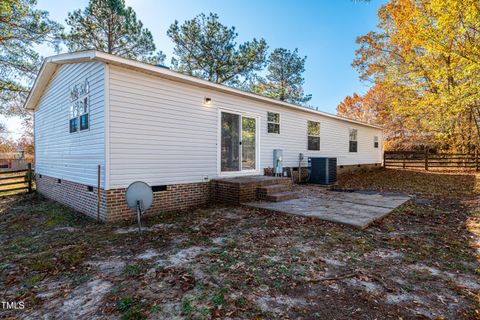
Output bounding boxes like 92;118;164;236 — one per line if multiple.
257;184;291;195
265;191;298;202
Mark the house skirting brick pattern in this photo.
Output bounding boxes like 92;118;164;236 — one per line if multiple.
106;182;211;221
36;165;378;222
36;174;212;222
35;174;108;221
337;163;382;174
264;164;383;181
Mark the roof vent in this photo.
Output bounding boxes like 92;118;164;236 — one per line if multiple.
154;64;170;70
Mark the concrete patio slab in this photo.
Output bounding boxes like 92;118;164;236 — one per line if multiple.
245;190;411;228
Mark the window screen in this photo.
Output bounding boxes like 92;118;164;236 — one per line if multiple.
307;121;320;151
349;129;358;152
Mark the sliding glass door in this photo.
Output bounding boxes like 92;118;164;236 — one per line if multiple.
220;111;257;172
221;112;241;172
241;117;256;170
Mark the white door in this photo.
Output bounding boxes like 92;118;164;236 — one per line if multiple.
220;111;258;173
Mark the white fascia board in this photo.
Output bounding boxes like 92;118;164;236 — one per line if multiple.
24;51;97;111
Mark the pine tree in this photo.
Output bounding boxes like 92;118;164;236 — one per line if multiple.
0;0;61;116
63;0;164;64
167;13;267;86
251;48;311;105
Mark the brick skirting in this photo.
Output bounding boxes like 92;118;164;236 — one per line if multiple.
337;163;382;174
36;174;211;222
35;174;108;221
106;182;211;221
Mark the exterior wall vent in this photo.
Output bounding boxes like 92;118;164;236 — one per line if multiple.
152;185;167;192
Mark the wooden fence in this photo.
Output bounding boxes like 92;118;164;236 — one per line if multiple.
384;151;479;171
0;164;34;196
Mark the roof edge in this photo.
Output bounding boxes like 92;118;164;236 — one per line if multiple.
25;50;382;130
24;51;97;111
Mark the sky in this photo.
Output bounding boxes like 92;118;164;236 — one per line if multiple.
4;0;386;139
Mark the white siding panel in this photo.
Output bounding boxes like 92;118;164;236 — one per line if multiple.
34;62;106;187
108;66;382;188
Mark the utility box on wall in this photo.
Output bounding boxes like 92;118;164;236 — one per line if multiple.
309;157;337;185
273;149;283;176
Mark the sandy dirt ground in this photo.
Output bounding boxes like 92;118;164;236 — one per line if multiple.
1;168;479;319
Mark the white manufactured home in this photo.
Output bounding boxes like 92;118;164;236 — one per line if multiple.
25;51;383;221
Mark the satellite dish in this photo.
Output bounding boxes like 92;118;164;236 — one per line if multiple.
126;181;153;211
125;181;153;232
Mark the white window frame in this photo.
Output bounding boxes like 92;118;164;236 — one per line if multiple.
307;120;321;151
216;107;261;177
374;136;379;148
267;111;280;134
69;80;90;133
349;128;358;152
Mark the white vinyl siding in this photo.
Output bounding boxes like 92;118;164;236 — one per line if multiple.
34;62;105;187
107;65;382;188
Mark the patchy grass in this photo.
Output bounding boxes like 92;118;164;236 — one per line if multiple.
0;168;479;319
122;262;149;278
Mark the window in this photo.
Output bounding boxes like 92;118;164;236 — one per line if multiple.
69;80;90;133
69;117;78;133
307;121;320;150
267;112;280;134
349;129;358;152
374;136;379;148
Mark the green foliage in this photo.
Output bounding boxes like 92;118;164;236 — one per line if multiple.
61;244;87;267
251;48;311;105
25;255;55;272
150;305;161;313
0;0;61;117
25;274;42;286
167;13;267;86
211;292;225;306
181;297;194;315
63;0;164;64
116;297;134;312
71;274;89;286
116;297;147;320
122;262;147;277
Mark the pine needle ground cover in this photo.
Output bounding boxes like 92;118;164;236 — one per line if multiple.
1;168;479;319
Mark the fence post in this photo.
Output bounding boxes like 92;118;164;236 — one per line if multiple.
97;165;101;222
27;163;32;193
403;153;406;169
383;152;386;168
424;150;429;171
476;150;479;172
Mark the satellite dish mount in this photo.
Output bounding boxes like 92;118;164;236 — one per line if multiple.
135;200;144;231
